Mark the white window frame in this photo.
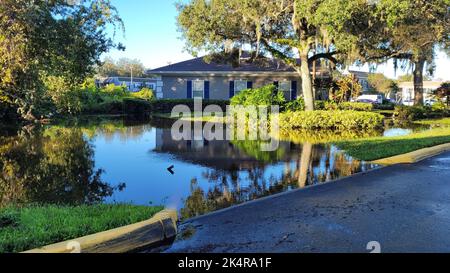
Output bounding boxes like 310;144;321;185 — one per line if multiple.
234;80;248;95
279;80;292;100
193;80;205;99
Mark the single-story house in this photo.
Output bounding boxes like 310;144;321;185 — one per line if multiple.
398;81;443;106
96;77;160;92
149;55;331;100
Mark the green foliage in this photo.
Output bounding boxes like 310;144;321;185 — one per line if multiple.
177;0;374;111
103;84;128;98
0;0;123;121
279;110;384;130
336;127;450;161
392;105;448;122
42;76;82;115
329;75;363;103
150;99;229;113
230;85;285;107
0;204;163;253
131;88;155;101
97;57;146;77
324;101;373;112
368;73;395;94
283;98;306;112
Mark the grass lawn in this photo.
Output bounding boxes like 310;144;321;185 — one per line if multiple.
0;204;163;253
335;127;450;161
415;117;450;126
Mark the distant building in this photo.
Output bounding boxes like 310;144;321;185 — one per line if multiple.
96;77;160;92
398;81;443;106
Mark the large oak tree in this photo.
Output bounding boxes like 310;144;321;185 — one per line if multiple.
176;0;371;110
360;0;449;105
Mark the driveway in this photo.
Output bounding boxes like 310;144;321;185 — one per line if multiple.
166;152;450;253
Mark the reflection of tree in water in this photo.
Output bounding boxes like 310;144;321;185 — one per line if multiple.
180;143;375;219
0;126;122;208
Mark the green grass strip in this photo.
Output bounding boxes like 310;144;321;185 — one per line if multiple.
0;204;163;253
335;127;450;161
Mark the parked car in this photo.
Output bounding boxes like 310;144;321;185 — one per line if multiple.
354;94;383;104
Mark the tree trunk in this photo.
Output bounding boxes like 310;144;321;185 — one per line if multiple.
299;50;315;111
298;142;312;188
413;58;425;106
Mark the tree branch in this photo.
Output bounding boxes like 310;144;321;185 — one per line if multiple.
308;52;339;65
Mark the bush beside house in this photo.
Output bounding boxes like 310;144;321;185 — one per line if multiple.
279;110;384;130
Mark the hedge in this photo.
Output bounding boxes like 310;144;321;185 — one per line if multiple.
278;110;384;130
323;101;374;111
149;99;230;113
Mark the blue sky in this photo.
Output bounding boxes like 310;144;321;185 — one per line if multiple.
106;0;449;80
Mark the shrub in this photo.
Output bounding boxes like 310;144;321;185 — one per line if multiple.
279;110;384;130
103;83;128;98
230;84;285;106
322;101;373;111
43;76;82;115
123;98;152;116
131;88;155;101
338;102;374;111
374;102;395;111
393;105;430;121
151;99;230;113
283;98;305;112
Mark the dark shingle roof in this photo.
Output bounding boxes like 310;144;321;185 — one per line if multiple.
150;55;299;73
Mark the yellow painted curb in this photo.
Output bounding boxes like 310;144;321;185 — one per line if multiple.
372;143;450;165
23;209;177;254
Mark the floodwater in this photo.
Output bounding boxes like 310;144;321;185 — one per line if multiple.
1;116;422;219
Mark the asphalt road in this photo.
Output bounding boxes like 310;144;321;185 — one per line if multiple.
166;152;450;253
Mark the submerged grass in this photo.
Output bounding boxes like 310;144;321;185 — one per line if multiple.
336;127;450;161
0;204;163;253
415;117;450;126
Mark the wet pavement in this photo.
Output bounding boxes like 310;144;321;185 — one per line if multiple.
166;152;450;253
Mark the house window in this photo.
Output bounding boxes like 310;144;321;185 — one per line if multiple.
193;80;204;98
234;80;248;95
279;81;291;100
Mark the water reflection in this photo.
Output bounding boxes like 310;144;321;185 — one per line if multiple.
0;126;122;208
1;118;380;220
152;125;377;219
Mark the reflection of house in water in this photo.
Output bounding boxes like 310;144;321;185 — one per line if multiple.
154;128;301;170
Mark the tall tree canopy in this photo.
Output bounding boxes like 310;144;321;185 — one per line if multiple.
360;0;449;105
97;57;146;77
0;0;123;120
177;0;371;110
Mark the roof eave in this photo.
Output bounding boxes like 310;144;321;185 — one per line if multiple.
151;71;329;77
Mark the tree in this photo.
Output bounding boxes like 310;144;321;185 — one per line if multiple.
397;74;432;83
361;0;449;106
435;82;450;107
368;73;394;95
0;0;123;121
330;75;363;103
176;0;372;111
97;57;146;77
97;57;120;77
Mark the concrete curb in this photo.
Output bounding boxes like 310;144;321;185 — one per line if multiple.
372;143;450;165
23;209;177;254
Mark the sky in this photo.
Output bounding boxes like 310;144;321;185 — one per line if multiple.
105;0;449;81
